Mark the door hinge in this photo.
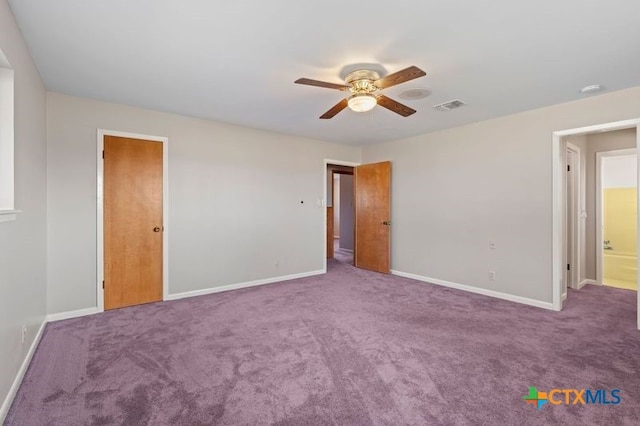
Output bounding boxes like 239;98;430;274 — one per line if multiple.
567;165;570;172
567;264;570;271
102;150;104;159
102;280;105;289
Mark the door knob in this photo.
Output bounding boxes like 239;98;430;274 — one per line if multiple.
153;227;162;232
382;221;391;226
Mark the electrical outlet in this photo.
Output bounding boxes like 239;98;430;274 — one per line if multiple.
488;270;496;281
21;324;27;344
488;239;496;250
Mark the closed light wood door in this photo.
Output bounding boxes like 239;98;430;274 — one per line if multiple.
104;136;163;310
354;161;391;273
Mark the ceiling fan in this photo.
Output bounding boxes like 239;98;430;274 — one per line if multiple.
295;66;426;119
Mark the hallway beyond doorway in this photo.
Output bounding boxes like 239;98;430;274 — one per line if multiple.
333;238;353;264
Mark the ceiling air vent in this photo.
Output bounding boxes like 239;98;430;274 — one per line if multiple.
433;99;465;111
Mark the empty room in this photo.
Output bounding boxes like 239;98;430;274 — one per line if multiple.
2;1;640;425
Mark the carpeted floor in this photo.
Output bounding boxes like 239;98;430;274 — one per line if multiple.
6;260;640;425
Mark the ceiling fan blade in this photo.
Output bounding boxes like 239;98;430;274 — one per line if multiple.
320;98;349;119
376;95;416;117
374;66;426;89
295;78;349;91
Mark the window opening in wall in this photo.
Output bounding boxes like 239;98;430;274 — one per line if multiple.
0;48;16;221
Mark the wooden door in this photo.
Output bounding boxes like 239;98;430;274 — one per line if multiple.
354;161;391;273
327;206;334;258
104;135;163;310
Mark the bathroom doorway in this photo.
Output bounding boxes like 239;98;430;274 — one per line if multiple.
598;149;638;291
553;120;640;329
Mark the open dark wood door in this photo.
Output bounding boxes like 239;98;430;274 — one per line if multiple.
354;161;391;273
327;206;334;259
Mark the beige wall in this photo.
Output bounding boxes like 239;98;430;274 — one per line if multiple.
46;93;361;314
584;129;637;280
362;87;640;304
0;0;47;418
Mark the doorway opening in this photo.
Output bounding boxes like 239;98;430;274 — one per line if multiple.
553;119;640;330
330;167;355;265
97;129;169;312
323;159;392;274
325;161;359;270
598;149;637;291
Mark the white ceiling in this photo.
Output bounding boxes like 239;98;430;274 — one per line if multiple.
8;0;640;146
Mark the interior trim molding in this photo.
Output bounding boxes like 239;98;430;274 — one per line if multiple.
391;270;554;310
578;279;597;289
0;319;47;422
96;129;170;314
166;270;325;301
45;270;328;320
0;209;21;223
323;159;361;273
46;307;100;323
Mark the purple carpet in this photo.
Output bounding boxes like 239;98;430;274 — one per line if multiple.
6;260;640;425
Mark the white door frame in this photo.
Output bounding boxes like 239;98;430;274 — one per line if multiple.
323;159;360;272
565;142;582;295
596;148;638;286
97;129;169;312
552;118;640;330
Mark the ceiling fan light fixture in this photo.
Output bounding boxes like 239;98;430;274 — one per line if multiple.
348;94;377;112
295;65;425;118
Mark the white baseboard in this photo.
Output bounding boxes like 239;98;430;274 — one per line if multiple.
337;248;353;253
167;269;325;301
47;307;99;322
391;270;554;310
0;319;47;423
578;279;597;289
46;271;329;317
